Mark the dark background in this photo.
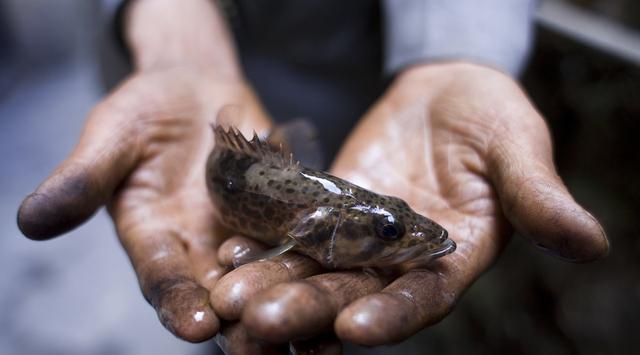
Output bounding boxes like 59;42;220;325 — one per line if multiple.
1;0;638;354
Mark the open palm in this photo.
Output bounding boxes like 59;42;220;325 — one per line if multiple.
18;66;272;342
211;63;609;350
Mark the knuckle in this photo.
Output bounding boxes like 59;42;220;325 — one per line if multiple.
143;275;194;307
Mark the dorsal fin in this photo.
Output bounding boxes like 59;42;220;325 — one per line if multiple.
212;124;290;168
267;119;324;170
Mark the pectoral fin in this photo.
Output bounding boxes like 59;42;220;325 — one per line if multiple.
234;239;297;267
288;207;343;267
289;207;337;238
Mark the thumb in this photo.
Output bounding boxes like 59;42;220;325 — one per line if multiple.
17;103;140;240
487;112;609;262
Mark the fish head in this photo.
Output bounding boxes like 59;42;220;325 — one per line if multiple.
327;197;456;268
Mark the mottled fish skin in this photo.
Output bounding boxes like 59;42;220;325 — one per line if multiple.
206;126;455;269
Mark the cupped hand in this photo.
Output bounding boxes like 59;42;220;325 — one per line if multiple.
211;62;609;349
17;65;272;342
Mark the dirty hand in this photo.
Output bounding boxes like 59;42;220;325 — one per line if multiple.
211;62;609;348
17;0;272;343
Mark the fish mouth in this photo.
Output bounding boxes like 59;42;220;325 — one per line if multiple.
396;238;457;269
375;237;457;268
426;238;457;259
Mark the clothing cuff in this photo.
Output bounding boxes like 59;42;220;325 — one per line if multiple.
382;0;537;77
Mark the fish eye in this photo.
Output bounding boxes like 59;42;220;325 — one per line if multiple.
375;216;405;241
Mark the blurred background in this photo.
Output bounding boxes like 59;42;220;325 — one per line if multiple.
0;0;638;354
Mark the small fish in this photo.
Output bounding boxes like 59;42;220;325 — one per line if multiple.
206;125;456;269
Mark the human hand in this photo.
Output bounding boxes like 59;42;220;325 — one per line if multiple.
210;62;609;348
17;0;272;343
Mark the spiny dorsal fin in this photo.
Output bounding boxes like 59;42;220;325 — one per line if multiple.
212;124;291;168
267;119;325;170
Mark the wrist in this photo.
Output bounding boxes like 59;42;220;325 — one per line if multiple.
399;61;487;81
390;60;513;95
124;0;241;77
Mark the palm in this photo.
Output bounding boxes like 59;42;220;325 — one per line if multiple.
18;66;273;342
103;68;272;341
333;89;512;283
106;69;224;306
214;64;607;350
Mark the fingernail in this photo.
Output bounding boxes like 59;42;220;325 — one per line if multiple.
584;210;610;257
232;244;252;267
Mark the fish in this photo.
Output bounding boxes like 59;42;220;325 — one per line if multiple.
205;125;456;269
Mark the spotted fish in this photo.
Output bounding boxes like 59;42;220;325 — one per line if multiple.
205;126;456;269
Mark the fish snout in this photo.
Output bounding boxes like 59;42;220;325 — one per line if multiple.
415;225;448;243
435;228;448;244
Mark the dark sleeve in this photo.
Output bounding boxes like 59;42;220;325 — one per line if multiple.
99;0;132;91
382;0;538;77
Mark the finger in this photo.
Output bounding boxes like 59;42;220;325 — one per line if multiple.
242;271;384;343
188;232;227;290
211;253;321;320
218;235;268;267
215;322;289;355
292;333;342;355
335;216;505;347
178;209;228;291
487;108;609;262
121;225;219;342
336;263;468;346
17;101;140;240
335;270;447;346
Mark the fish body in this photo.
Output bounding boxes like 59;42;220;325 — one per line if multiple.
206;126;455;269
